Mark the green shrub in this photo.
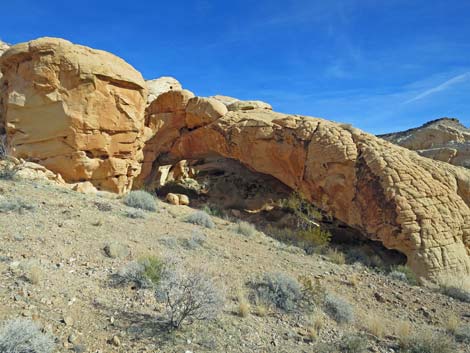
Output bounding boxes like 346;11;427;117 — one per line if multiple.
391;265;418;285
252;272;302;312
185;211;214;229
113;255;163;288
339;333;367;353
0;319;55;353
324;293;354;324
123;190;157;211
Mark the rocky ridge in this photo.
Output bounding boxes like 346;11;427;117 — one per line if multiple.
380;118;470;168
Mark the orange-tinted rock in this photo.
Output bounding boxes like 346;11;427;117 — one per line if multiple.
0;37;147;193
139;103;470;281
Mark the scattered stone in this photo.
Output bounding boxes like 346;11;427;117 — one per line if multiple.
103;243;129;259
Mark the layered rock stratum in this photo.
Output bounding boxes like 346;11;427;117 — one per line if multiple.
380;118;470;169
0;38;147;193
138;90;470;281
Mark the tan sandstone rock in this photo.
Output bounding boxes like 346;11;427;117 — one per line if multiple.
185;97;228;129
227;100;272;111
380;118;470;169
0;37;147;193
146;76;182;104
166;193;180;205
138;100;470;281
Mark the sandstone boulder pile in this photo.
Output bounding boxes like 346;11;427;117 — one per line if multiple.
0;38;147;193
146;76;182;104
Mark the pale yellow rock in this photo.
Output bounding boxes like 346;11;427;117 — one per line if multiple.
0;37;147;193
166;193;180;205
138;100;470;281
177;194;189;206
227;100;272;111
146;76;182;104
72;181;98;194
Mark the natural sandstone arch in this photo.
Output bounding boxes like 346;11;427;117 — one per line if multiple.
138;90;470;281
0;37;147;193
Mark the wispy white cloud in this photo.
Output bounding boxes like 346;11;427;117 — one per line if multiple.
405;72;470;104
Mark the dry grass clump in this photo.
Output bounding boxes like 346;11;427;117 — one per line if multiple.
444;314;460;334
255;304;267;317
394;320;412;346
237;292;250;318
400;329;456;353
326;248;346;265
363;313;385;338
25;265;43;285
234;221;256;236
438;276;470;303
389;265;418;285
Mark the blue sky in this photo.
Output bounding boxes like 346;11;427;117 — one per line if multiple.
1;0;470;134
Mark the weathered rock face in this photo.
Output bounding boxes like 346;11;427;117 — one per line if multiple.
138;96;470;281
380;118;470;169
146;76;182;104
0;37;147;193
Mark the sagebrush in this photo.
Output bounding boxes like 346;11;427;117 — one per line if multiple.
324;293;354;324
252;272;302;312
123;190;157;211
185;211;214;229
0;319;55;353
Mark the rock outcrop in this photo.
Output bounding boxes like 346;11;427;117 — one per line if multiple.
380;118;470;169
138;93;470;281
0;37;147;193
146;76;182;104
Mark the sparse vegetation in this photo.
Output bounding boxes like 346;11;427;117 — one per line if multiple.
438;277;470;303
103;242;129;259
298;275;324;310
113;255;163;289
390;265;418;285
0;161;18;180
0;319;55;353
338;333;367;353
185;210;215;229
444;313;460;334
326;248;346;265
25;265;43;285
454;324;470;344
123;190;157;211
0;198;35;213
400;330;456;353
234;221;256;236
237;292;250;318
155;259;224;329
324;293;354;324
395;320;412;347
252;272;302;312
363;313;385;338
266;225;331;254
182;230;206;250
124;209;146;219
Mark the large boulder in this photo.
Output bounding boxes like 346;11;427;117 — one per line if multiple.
380;118;470;168
146;76;182;104
0;37;147;193
138;100;470;281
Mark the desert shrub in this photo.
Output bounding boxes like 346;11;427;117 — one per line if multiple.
339;333;367;353
444;314;460;334
324;293;354;324
401;331;456;353
124;209;146;219
234;221;256;236
390;265;418;285
439;277;470;303
237;292;250;318
298;275;325;310
155;260;224;329
185;210;214;229
265;225;331;254
252;272;302;312
0;161;18;180
0;198;35;213
326;248;346;265
182;230;206;250
0;319;55;353
123;190;157;211
94;201;112;212
158;236;178;249
454;324;470;344
345;246;386;270
201;204;226;218
113;256;163;289
104;242;129;259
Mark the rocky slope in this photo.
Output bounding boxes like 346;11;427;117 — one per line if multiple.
0;177;469;353
380;118;470;168
1;37;470;281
